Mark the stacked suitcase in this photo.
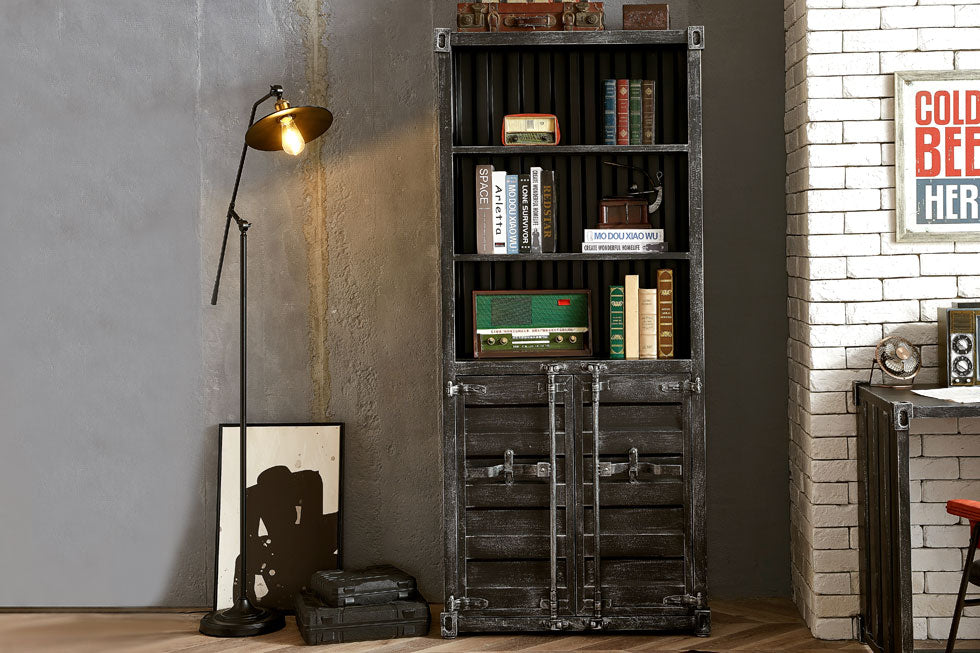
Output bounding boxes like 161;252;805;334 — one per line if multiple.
295;565;430;645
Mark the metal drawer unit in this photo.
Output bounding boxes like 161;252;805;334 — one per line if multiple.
436;28;707;638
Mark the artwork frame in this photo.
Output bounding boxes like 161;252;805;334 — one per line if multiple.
896;69;980;242
212;422;343;613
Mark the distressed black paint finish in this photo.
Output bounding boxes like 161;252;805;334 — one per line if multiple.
436;29;707;638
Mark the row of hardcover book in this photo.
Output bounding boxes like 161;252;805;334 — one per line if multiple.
475;165;556;254
610;270;673;359
604;79;656;146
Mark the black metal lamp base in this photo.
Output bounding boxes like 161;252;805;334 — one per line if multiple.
199;598;285;638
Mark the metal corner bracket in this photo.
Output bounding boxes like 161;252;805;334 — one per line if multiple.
440;610;458;638
688;25;705;50
892;401;913;431
434;28;451;53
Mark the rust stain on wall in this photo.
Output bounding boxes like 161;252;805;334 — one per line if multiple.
297;0;331;420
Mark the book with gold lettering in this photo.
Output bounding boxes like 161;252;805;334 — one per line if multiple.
638;287;658;359
657;269;674;359
609;285;625;359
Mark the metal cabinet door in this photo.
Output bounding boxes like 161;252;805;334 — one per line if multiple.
444;370;576;634
572;369;706;624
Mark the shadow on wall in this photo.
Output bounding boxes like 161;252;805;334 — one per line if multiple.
319;110;443;600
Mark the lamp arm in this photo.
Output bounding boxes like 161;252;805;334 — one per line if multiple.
210;85;284;305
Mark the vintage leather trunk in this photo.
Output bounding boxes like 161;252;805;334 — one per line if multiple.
295;592;431;645
311;565;417;607
622;4;669;30
457;2;604;32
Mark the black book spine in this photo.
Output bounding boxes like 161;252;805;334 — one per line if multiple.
518;173;531;253
541;170;556;253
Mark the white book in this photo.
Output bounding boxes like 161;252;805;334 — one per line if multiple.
530;167;543;253
581;242;666;253
625;275;639;360
491;171;507;254
638;288;658;359
584;228;664;242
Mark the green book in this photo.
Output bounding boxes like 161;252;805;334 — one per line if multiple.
628;80;642;145
609;285;626;359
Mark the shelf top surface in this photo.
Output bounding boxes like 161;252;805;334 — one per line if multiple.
453;144;690;155
857;383;980;417
447;29;693;49
453;252;691;261
454;357;694;375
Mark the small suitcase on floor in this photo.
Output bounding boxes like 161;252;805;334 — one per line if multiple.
310;565;417;607
294;591;431;645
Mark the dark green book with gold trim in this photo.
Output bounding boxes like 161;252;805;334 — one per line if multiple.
629;80;642;145
609;285;626;359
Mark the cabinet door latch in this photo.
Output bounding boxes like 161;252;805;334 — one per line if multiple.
446;595;489;611
446;381;487;397
664;592;705;608
659;376;702;394
466;449;551;484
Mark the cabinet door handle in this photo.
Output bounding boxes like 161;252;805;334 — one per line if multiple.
465;449;552;484
545;365;562;628
597;448;683;482
586;363;607;621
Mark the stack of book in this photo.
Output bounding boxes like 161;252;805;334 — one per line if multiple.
609;271;674;360
603;79;656;145
582;228;666;254
476;165;557;254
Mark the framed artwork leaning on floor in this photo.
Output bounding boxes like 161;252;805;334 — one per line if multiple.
213;423;343;612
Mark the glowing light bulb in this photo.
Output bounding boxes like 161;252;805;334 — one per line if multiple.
280;116;305;156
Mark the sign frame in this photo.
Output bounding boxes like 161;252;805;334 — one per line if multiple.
896;69;980;242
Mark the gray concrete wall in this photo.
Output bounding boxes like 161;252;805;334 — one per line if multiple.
1;1;787;606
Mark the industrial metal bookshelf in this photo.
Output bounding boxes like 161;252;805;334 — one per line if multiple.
435;27;708;638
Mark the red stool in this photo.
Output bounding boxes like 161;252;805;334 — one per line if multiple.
945;500;980;652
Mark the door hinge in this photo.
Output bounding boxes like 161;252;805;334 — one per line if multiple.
446;381;487;397
446;595;488;611
659;376;702;394
664;592;705;608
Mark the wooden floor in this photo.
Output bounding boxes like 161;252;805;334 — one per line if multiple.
0;599;880;653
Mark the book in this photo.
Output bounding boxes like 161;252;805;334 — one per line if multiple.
530;167;543;253
624;274;639;360
505;174;519;254
584;228;664;243
581;242;667;254
629;80;642;145
609;285;625;359
657;269;674;359
518;173;531;253
642;80;656;145
476;164;493;255
616;79;630;145
603;79;617;145
638;287;658;359
491;171;507;254
541;170;557;253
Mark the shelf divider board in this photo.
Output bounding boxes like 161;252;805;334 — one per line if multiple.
453;144;689;155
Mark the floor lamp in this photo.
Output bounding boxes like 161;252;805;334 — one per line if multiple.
199;84;333;638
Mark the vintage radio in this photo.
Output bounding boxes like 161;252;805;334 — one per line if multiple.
474;290;592;358
939;305;980;386
502;114;560;146
457;2;604;33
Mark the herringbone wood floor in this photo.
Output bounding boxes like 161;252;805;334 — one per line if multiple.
0;600;882;653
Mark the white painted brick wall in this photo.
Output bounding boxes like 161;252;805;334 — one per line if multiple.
785;1;980;643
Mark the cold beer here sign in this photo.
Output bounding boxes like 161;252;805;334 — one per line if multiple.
897;71;980;241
